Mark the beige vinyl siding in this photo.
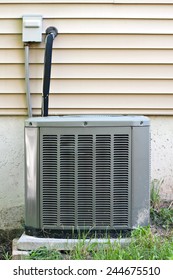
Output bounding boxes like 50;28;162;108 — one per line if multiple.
2;3;173;18
1;2;173;115
3;79;173;94
3;65;173;79
2;1;173;3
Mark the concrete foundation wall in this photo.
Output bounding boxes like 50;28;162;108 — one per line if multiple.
151;116;173;200
0;117;25;229
0;116;172;229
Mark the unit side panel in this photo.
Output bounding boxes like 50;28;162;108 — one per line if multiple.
131;126;150;228
25;127;40;228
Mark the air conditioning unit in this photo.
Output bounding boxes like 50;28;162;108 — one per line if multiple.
24;115;150;238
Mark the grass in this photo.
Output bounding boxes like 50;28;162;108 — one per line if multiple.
150;179;173;230
150;178;163;209
28;226;173;260
28;246;63;260
151;206;173;229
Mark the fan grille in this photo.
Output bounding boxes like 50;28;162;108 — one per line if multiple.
41;128;131;229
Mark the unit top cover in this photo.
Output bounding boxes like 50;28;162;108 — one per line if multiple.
25;115;150;127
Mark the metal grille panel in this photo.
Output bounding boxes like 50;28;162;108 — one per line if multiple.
96;135;111;226
78;135;93;226
41;128;131;229
60;135;75;226
114;135;129;227
42;135;57;226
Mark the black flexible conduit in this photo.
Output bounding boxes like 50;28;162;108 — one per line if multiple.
42;26;58;117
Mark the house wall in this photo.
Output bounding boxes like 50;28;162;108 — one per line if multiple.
0;0;173;229
0;117;25;229
2;1;173;115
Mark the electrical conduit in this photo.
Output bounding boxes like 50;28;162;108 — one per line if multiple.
42;26;58;117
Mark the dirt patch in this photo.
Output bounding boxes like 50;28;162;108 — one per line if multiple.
159;200;173;209
0;229;23;260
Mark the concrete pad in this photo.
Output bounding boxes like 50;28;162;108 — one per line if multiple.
12;239;29;260
16;232;131;251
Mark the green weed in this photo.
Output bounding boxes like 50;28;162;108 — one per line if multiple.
151;206;173;229
150;179;163;209
28;227;173;260
150;179;173;230
28;246;62;260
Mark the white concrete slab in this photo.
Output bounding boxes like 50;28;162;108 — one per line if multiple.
16;232;131;251
12;239;29;260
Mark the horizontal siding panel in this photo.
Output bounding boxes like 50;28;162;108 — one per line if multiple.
0;20;20;34
29;79;173;94
115;1;173;3
0;35;23;49
0;108;27;115
0;80;24;93
2;64;173;79
32;108;173;116
0;1;113;3
2;1;173;4
0;108;172;116
0;95;25;108
47;94;173;109
43;19;173;34
4;34;173;49
31;64;173;79
2;79;173;94
0;65;24;78
2;4;173;19
3;49;173;64
29;49;173;64
1;94;173;110
2;19;173;34
0;79;168;94
52;34;173;49
5;49;173;64
0;50;23;63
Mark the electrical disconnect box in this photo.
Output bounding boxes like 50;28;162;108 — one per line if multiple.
22;15;42;42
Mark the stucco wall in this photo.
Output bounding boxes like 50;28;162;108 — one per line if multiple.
0;117;25;229
151;116;173;200
0;116;173;229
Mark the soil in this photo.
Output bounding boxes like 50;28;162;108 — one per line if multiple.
0;229;23;260
150;200;173;238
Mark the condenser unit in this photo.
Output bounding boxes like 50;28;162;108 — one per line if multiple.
24;115;150;238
